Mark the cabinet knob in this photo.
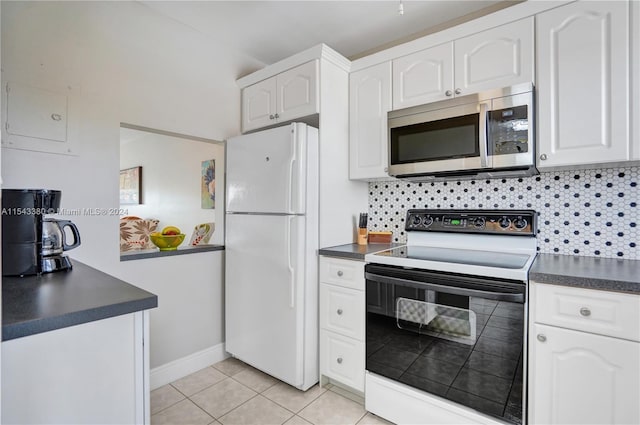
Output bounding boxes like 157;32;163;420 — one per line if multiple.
337;270;343;277
337;309;343;315
455;88;462;95
580;307;591;317
51;113;62;121
274;113;280;119
269;114;275;120
540;154;548;161
336;357;343;364
537;334;547;342
445;90;453;97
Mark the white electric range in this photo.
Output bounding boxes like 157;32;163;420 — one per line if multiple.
364;209;538;425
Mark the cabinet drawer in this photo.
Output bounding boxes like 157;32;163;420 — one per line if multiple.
319;257;365;290
532;282;640;341
320;330;365;392
320;283;365;340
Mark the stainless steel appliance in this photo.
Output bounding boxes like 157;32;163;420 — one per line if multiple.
364;209;537;424
388;83;536;181
2;189;81;276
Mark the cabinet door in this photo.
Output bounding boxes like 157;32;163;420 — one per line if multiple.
276;60;319;123
536;1;630;168
454;17;533;97
530;323;640;425
320;330;365;392
242;77;277;133
320;284;365;341
392;43;454;109
349;62;392;180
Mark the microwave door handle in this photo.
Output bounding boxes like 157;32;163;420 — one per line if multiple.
365;272;525;303
479;102;490;168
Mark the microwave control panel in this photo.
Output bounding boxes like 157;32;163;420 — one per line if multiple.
405;209;537;236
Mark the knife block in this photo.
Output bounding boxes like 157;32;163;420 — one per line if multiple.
357;228;368;245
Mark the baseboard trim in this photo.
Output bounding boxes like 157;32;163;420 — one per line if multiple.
150;343;228;390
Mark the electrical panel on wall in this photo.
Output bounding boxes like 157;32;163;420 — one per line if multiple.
2;82;78;156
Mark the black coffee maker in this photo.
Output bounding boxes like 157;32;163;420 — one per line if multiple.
2;189;81;276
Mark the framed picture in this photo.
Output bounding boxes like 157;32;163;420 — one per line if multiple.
120;166;142;205
201;159;215;209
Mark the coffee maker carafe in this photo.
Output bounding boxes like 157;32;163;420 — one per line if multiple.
2;189;81;276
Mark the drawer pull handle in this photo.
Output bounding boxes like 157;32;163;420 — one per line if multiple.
580;307;591;317
337;270;344;277
537;334;547;342
337;309;343;315
337;357;343;364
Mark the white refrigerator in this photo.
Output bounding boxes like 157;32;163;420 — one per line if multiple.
225;123;319;390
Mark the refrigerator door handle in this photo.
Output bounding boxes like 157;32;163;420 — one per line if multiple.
286;216;295;308
288;133;297;214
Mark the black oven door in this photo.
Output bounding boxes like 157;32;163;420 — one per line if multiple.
365;263;526;424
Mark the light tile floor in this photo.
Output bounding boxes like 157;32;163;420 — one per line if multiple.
151;358;393;425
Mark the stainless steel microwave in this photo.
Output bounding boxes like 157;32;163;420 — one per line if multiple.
388;83;537;181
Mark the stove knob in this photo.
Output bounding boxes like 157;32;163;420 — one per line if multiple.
514;218;528;230
411;215;422;226
423;216;434;227
498;217;511;229
473;217;486;228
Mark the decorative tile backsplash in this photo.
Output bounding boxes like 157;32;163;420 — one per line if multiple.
368;166;639;260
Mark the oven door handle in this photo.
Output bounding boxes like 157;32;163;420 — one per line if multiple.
364;272;525;303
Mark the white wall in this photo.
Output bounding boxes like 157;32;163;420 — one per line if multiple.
120;129;225;245
1;1;262;370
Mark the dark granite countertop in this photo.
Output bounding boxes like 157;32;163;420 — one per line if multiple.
120;244;224;261
2;260;158;341
530;253;640;294
318;243;403;260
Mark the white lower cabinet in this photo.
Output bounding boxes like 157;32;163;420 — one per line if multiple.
319;256;365;393
320;330;365;392
530;323;640;425
529;281;640;424
2;311;149;424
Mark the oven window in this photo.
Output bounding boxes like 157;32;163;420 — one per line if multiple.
366;279;524;424
390;113;480;164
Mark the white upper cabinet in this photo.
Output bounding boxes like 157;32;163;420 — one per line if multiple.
242;60;318;133
454;17;534;96
536;1;631;169
392;43;454;109
349;62;392;180
242;77;277;133
392;18;533;110
276;60;318;123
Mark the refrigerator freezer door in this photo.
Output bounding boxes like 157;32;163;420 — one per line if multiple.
225;213;306;387
226;124;307;214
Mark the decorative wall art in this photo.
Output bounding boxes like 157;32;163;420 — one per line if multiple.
201;159;215;209
119;166;142;205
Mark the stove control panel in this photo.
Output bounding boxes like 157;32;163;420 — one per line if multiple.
405;209;537;236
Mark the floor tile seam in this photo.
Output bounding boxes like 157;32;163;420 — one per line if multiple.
262;386;329;415
188;379;260;420
216;392;294;423
326;386;365;406
150;396;215;422
186;376;239;400
228;374;280;394
151;389;186;416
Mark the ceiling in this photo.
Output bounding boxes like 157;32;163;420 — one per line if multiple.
140;1;521;67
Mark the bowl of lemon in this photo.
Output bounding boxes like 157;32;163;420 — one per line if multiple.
150;226;185;251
